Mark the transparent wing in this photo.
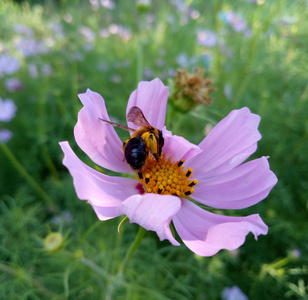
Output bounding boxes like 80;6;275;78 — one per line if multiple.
127;106;151;128
99;118;135;132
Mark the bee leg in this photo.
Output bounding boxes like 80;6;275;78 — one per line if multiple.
152;153;162;169
153;153;160;162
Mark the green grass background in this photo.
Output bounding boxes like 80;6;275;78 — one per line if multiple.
0;0;307;299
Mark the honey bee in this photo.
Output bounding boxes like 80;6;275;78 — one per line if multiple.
100;106;164;171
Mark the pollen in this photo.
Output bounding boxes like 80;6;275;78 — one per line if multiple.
137;154;198;197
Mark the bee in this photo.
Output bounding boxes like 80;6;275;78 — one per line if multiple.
100;106;164;171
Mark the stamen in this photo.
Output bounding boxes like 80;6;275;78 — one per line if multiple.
136;154;197;198
186;168;192;177
177;159;184;167
188;179;198;187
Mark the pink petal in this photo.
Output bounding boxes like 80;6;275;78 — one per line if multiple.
187;107;261;179
118;193;181;246
193;157;278;209
59;141;140;220
74;89;132;173
162;127;202;162
126;79;169;130
173;199;268;257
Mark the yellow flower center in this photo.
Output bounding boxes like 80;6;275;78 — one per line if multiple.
137;154;198;197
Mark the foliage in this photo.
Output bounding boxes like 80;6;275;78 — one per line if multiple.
0;0;307;299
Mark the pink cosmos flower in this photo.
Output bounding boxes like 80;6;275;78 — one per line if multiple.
59;79;277;257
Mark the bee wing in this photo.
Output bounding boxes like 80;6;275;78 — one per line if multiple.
99;118;135;132
127;106;151;128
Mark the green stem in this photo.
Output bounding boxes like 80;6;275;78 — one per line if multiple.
120;226;146;273
233;1;281;108
136;11;144;85
0;263;64;299
136;35;143;85
37;84;60;181
214;0;224;110
80;257;111;279
0;141;54;207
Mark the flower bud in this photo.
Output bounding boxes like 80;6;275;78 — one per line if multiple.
44;232;64;253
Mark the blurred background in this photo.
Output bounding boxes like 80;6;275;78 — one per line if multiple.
0;0;308;299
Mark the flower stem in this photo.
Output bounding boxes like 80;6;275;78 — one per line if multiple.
136;32;143;85
0;141;55;207
120;226;146;273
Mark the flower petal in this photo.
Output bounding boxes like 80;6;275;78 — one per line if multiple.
173;199;268;257
193;157;278;209
187;107;261;179
59;141;140;220
162;127;202;162
74;89;132;173
126;78;169;130
118;193;181;246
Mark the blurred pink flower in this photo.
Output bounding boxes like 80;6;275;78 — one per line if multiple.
60;79;277;256
219;10;248;32
4;78;24;92
197;30;217;47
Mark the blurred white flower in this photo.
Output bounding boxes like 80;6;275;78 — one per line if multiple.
0;98;17;122
49;21;65;39
52;210;73;225
99;28;110;38
28;63;39;78
14;24;33;36
219;10;248;32
197;30;217;47
0;54;21;77
108;24;132;41
0;129;13;143
176;53;198;68
190;9;200;19
89;0;99;10
291;248;301;259
41;64;53;76
111;74;122;83
143;67;154;80
63;13;73;23
101;0;115;9
16;38;49;57
222;286;248;300
80;26;95;43
224;84;233;100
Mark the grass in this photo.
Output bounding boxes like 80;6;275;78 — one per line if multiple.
0;0;308;299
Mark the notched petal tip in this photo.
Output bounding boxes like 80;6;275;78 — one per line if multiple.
74;89;132;173
118;194;181;246
193;156;278;209
126;78;169;130
173;200;268;257
189;106;263;179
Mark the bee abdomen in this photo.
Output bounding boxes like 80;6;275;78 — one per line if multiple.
124;137;147;171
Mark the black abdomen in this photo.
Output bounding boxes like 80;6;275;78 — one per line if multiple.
124;137;147;170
